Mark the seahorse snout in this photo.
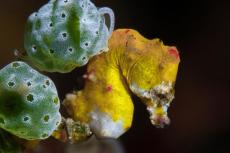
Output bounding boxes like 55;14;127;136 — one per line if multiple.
147;105;171;128
150;114;170;128
147;82;175;128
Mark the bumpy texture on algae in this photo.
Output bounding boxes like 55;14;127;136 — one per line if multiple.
0;129;22;153
0;61;61;140
64;29;180;139
24;0;115;73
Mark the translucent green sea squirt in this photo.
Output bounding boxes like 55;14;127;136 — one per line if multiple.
24;0;115;73
0;61;61;140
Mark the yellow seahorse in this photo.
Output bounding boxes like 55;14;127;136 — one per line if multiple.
63;29;180;139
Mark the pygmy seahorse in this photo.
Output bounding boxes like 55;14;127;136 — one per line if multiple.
64;29;180;139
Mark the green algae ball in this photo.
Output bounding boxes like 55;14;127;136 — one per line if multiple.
0;129;22;153
24;0;115;73
0;61;61;140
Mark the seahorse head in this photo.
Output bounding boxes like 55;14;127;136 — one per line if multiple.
126;35;180;128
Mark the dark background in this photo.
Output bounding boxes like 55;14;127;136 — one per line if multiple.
0;0;230;153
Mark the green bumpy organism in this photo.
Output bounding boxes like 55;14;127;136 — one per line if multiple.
0;61;61;140
0;129;22;153
24;0;115;73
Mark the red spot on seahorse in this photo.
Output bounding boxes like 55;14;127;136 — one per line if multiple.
168;47;180;59
106;85;113;92
125;29;130;34
60;130;68;142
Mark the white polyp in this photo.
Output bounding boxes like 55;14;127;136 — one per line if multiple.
98;7;115;37
67;47;74;53
22;115;31;123
58;31;68;41
81;0;88;8
32;45;37;52
6;75;16;88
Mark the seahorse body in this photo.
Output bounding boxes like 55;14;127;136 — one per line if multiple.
64;29;180;138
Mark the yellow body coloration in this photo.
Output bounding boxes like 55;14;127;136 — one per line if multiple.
64;29;180;138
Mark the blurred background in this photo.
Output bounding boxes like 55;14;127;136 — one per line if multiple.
0;0;230;153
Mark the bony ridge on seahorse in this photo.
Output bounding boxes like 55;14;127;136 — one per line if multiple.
63;29;180;139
